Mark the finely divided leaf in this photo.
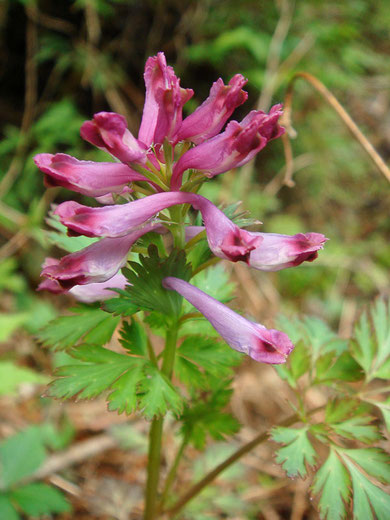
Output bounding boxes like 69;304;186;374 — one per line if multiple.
107;364;144;414
271;426;317;477
312;448;350;520
340;452;390;520
341;448;390;484
138;364;183;419
119;319;148;357
48;345;141;400
38;305;119;350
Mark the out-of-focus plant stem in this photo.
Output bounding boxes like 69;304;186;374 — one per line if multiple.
164;405;324;518
144;320;179;520
282;71;390;186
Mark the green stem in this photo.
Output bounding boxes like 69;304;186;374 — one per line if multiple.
164;405;324;518
158;434;189;512
144;417;164;520
144;321;180;520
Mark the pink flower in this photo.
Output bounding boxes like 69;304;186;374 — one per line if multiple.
34;153;148;197
171;105;284;189
80;112;147;164
175;74;248;145
40;225;156;289
38;272;128;302
54;192;196;238
138;52;193;146
163;277;294;364
248;232;327;271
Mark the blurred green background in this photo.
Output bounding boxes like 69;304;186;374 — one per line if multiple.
0;1;389;516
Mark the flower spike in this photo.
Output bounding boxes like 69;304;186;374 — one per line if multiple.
163;277;294;364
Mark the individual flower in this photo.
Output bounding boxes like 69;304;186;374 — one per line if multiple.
80;112;148;164
40;224;157;289
38;272;127;303
163;277;294;364
138;52;194;146
34;153;148;197
174;74;248;145
171;105;284;189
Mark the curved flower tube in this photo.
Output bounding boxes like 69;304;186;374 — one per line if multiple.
38;272;128;303
40;224;157;289
171;105;284;190
248;232;327;270
175;74;248;145
184;225;327;270
34;153;148;197
163;277;294;364
80;112;148;164
139;52;194;146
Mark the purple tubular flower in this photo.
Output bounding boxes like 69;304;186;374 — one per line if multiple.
171;104;285;190
54;192;197;238
40;225;155;289
175;74;248;145
69;273;128;302
163;277;294;364
80;112;147;164
38;272;127;302
34;153;148;197
138;52;194;146
248;232;328;271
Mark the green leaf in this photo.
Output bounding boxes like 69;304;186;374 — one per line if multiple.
272;426;317;477
48;344;140;400
124;245;192;316
0;427;46;488
372;397;390;431
325;398;360;424
102;293;139;316
331;415;381;443
353;310;374;369
38;304;120;350
0;495;19;520
312;448;350;520
107;363;145;414
119;319;148;357
341;448;390;484
0;361;48;396
371;300;390;370
178;335;241;377
180;383;239;449
0;313;28;342
11;484;70;515
138;363;183;419
340;452;390;520
316;351;363;383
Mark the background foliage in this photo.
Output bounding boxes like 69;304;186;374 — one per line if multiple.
1;0;389;518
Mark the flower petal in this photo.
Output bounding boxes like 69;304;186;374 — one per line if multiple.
163;277;294;364
176;74;248;144
40;225;156;289
139;52;193;146
80;112;147;163
171;104;284;189
34;153;148;197
248;232;328;271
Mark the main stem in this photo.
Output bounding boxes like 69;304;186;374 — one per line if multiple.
144;321;179;520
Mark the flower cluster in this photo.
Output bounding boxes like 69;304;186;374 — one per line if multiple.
36;52;327;364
